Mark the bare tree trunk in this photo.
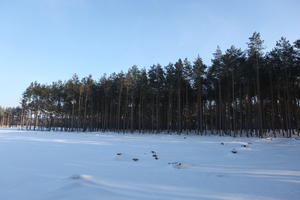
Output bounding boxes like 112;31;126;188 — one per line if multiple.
269;71;275;136
232;71;236;136
117;82;123;131
256;58;263;137
77;89;82;131
199;85;203;134
218;80;222;136
138;94;142;133
156;94;159;132
167;90;172;132
71;103;75;131
83;90;88;131
178;86;182;133
130;93;134;132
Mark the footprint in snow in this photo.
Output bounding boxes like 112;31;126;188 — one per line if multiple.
231;149;238;154
114;153;129;161
114;153;140;162
168;162;189;169
151;151;159;160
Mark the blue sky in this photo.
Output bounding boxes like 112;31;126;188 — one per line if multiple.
0;0;299;107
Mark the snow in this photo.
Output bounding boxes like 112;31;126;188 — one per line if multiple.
0;128;299;200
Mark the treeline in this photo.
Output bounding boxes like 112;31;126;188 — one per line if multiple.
5;32;300;137
0;106;22;127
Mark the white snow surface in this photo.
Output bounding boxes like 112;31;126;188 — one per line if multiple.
0;128;300;200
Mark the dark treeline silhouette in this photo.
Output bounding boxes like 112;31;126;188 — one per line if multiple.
3;33;300;137
0;106;22;127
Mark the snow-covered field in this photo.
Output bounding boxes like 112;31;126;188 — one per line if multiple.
0;129;299;200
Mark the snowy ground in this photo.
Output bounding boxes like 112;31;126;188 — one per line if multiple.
0;129;299;200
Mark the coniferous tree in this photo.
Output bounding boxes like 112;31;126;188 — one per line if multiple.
2;33;297;137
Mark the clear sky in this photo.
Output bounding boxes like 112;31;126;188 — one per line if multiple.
0;0;299;107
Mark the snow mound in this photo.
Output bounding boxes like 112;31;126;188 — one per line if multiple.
70;174;94;181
